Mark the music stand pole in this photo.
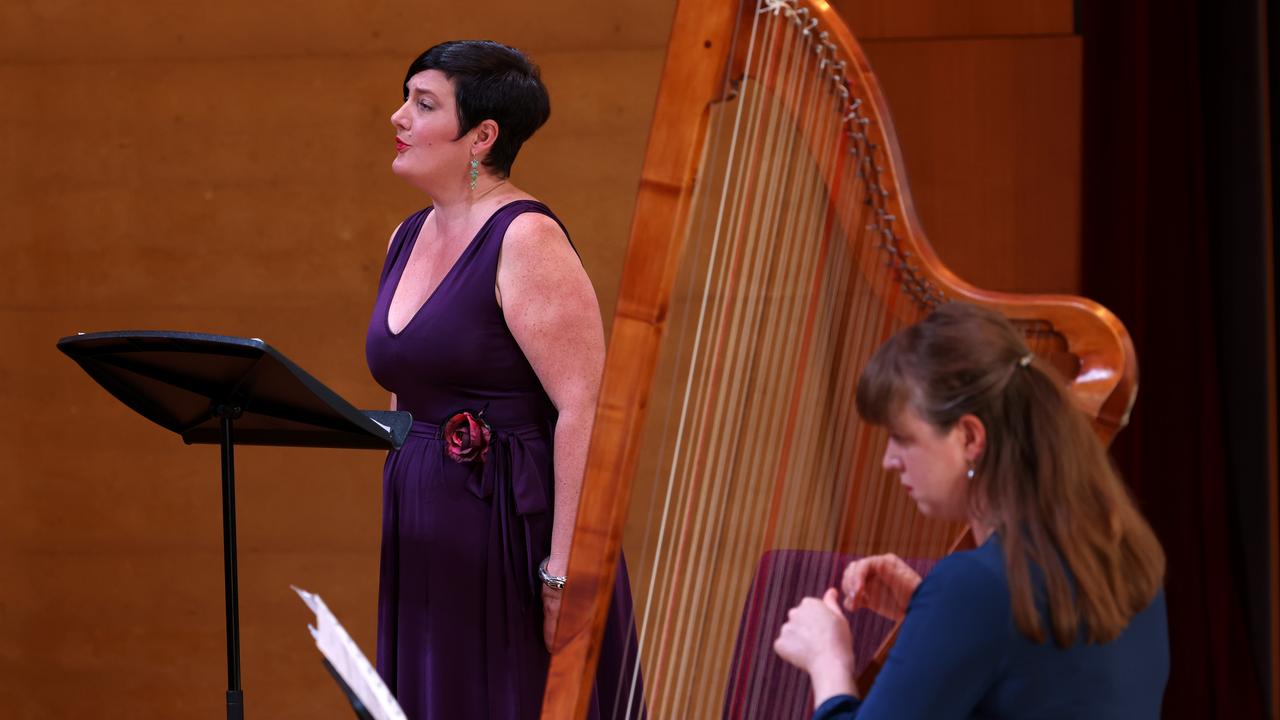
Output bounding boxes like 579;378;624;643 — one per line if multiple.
218;408;244;720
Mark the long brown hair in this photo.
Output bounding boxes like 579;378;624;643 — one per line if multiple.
856;302;1164;646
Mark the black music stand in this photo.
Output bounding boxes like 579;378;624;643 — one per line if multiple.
57;330;412;720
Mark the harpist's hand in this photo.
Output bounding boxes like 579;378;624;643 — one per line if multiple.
841;554;922;622
542;585;563;652
773;588;856;707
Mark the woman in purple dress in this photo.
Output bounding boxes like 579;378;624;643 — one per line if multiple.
365;41;641;719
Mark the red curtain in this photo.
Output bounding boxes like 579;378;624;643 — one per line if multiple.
1079;0;1271;716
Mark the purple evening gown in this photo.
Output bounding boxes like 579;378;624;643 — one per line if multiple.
366;200;644;720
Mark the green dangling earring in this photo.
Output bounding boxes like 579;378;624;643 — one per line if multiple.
468;157;479;190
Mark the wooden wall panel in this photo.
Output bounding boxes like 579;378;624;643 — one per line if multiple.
863;36;1083;294
0;1;672;61
833;0;1073;39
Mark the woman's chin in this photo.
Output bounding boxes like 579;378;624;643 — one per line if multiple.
913;499;955;520
389;163;433;192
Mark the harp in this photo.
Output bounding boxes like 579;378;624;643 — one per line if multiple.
543;0;1136;716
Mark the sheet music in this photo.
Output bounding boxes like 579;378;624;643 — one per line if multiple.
293;586;406;720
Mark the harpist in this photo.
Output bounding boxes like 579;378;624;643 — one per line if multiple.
775;304;1169;719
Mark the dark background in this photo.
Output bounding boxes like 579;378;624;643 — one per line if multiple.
1080;0;1277;716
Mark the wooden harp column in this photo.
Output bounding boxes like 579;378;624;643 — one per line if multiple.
542;0;1138;717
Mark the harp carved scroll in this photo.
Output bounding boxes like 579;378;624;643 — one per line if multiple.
541;0;1137;717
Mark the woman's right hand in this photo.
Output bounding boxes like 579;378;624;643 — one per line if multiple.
773;588;856;706
840;554;922;622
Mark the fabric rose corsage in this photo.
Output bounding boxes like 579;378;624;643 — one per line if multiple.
441;409;492;464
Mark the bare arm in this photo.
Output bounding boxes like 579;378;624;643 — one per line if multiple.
497;213;606;578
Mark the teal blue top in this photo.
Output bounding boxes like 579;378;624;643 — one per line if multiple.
815;536;1169;719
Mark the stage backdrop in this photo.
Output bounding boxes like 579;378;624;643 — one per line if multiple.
0;0;1078;717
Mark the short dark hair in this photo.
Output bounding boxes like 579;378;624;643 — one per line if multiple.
403;41;551;178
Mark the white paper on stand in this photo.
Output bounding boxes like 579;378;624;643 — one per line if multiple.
293;586;406;720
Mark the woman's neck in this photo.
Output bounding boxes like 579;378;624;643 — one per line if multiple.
969;519;995;545
431;173;509;206
428;176;518;229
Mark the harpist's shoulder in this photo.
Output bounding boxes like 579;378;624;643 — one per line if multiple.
919;537;1010;608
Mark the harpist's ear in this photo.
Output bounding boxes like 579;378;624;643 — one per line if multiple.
956;413;987;462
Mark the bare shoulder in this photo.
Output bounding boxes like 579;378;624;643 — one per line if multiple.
496;209;597;310
498;210;585;292
502;211;575;261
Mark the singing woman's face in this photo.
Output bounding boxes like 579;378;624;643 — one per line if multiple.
390;69;469;189
881;403;971;521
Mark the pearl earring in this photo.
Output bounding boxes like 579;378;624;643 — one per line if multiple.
966;465;975;480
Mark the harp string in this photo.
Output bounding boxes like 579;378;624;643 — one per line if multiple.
701;2;839;707
752;59;842;608
845;63;909;557
660;2;808;707
721;9;839;707
657;7;785;706
840;114;901;562
637;3;787;713
704;17;835;700
764;49;855;554
783;30;896;702
683;26;807;693
753;60;866;712
617;109;721;719
816;83;881;569
708;0;818;606
628;2;768;709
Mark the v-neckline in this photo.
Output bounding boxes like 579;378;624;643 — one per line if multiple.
384;200;533;338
